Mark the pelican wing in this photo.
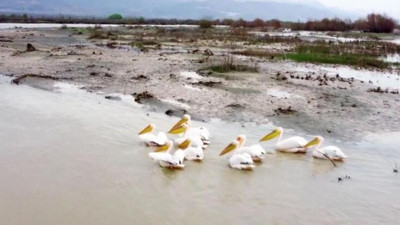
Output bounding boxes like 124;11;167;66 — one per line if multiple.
314;146;347;160
229;153;255;170
149;152;174;163
184;146;204;161
275;136;308;151
140;132;167;146
237;144;266;160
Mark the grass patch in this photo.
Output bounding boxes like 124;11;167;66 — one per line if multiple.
284;53;388;68
88;28;118;40
207;55;258;73
283;44;390;69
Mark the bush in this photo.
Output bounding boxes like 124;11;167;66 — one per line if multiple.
108;13;123;20
199;19;213;29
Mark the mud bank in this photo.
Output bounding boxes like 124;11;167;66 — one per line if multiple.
1;27;399;139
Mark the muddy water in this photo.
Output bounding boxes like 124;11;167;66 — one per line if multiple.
0;76;399;225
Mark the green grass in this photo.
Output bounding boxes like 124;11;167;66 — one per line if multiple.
284;53;388;68
206;55;258;73
283;44;390;69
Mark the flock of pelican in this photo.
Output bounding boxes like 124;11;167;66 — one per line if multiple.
139;114;347;170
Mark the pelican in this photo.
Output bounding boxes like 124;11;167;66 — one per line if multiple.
169;123;205;149
219;140;255;170
148;140;188;169
236;135;266;162
260;127;308;153
305;136;347;161
180;138;204;161
169;114;211;148
138;124;168;146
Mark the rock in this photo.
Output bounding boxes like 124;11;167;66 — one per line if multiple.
225;103;244;109
131;75;148;80
11;74;61;85
133;91;155;104
165;109;188;117
26;43;36;52
274;106;297;115
105;95;122;101
204;49;214;56
193;81;222;87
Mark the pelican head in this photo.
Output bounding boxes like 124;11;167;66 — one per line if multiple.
169;123;189;135
169;114;191;132
178;138;191;150
155;141;173;152
219;140;239;156
236;135;246;148
260;127;283;142
139;124;155;135
304;136;324;148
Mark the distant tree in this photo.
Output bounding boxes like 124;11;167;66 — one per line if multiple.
366;13;396;33
267;19;281;29
22;13;28;22
251;18;265;27
108;13;123;20
199;19;213;29
222;19;234;26
136;16;145;24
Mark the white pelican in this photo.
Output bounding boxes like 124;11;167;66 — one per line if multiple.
236;135;266;162
260;127;309;153
169;114;211;148
180;138;204;161
305;136;347;161
169;123;205;149
138;124;168;146
219;140;255;170
148;140;188;169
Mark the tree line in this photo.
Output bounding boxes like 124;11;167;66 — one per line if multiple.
0;13;397;33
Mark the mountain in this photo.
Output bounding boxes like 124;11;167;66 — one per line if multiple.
0;0;356;21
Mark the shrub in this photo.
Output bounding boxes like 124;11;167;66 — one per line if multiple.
108;13;123;20
199;19;213;29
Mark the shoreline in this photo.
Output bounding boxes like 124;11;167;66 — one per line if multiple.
1;26;399;139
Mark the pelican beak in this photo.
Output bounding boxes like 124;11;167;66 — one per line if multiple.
219;142;237;156
260;129;281;142
178;139;191;150
304;138;320;148
155;143;170;152
139;124;153;135
169;116;189;133
168;124;187;134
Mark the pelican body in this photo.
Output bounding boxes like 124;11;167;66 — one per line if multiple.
260;127;308;153
220;140;255;170
236;135;266;162
305;136;347;161
138;124;168;147
148;141;187;169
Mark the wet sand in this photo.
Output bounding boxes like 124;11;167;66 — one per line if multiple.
0;26;400;139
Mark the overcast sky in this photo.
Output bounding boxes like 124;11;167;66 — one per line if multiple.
288;0;399;17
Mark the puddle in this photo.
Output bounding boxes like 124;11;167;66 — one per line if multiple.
0;75;400;225
294;65;400;90
321;66;400;90
380;54;400;63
